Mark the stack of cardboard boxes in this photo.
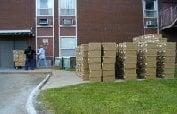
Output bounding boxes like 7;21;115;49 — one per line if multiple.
79;44;89;80
123;42;137;80
13;50;26;67
88;43;102;82
116;43;125;79
76;46;81;74
164;42;176;79
102;43;117;82
146;43;157;79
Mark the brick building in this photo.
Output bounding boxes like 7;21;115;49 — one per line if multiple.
0;0;175;68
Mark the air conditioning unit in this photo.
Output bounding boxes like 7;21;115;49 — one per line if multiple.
38;18;49;25
63;57;76;69
63;19;74;25
145;20;157;27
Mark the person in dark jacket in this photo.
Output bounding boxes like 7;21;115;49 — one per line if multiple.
24;46;35;70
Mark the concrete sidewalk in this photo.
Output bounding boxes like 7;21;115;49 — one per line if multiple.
0;69;52;74
42;70;85;90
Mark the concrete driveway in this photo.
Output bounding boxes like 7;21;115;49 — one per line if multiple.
0;73;45;114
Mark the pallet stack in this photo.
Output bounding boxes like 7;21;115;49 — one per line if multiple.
79;44;89;80
13;50;26;68
76;46;81;74
146;43;158;79
88;43;102;82
164;42;176;79
102;42;117;82
123;42;137;80
116;43;125;79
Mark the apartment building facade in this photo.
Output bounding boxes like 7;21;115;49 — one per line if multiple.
0;0;174;68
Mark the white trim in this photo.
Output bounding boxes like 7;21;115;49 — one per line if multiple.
59;25;76;27
58;0;61;57
37;36;54;38
36;0;38;62
52;0;55;60
37;25;53;28
76;0;78;47
0;30;31;34
60;36;76;37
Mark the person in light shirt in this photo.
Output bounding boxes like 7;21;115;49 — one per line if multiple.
37;45;47;68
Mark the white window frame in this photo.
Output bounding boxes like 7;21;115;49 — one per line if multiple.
59;36;77;57
37;0;54;16
59;0;76;16
143;0;158;18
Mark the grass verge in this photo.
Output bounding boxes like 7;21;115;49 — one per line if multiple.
39;79;177;114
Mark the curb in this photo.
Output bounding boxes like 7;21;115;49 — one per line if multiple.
26;73;52;114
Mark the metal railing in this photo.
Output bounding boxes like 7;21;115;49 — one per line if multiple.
160;5;177;29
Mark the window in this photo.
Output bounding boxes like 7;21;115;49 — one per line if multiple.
37;0;53;15
60;0;76;16
60;37;77;57
143;0;157;18
143;0;158;28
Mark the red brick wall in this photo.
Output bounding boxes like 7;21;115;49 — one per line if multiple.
0;0;35;30
77;0;144;44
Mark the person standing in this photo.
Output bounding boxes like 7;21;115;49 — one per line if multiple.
37;45;47;68
24;46;35;70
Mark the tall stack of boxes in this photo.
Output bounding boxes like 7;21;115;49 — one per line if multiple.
146;43;158;79
76;46;81;74
123;42;137;80
164;42;176;79
116;43;125;79
102;43;117;82
80;44;89;80
88;43;102;82
13;50;26;67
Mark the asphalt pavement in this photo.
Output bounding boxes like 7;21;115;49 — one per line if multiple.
0;74;45;114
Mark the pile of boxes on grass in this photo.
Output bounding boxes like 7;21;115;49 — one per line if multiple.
13;50;26;68
76;34;176;82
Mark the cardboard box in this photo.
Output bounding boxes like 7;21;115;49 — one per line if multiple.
164;68;175;74
146;74;156;79
165;57;175;63
147;43;157;49
146;56;157;63
102;70;115;77
89;63;102;70
124;74;137;80
90;77;102;82
103;76;115;82
89;43;102;51
165;49;176;56
124;42;137;50
124;69;136;74
89;70;102;78
147;62;156;67
103;51;116;57
102;57;116;63
147;49;157;56
88;57;101;63
164;63;175;68
102;63;115;70
80;51;88;57
166;42;176;49
124;63;136;69
164;74;174;79
102;42;117;51
124;57;137;63
80;44;89;51
88;51;101;57
124;50;137;56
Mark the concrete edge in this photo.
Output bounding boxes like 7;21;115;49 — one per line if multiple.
26;72;52;114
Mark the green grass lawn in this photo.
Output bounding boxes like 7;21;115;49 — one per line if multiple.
39;79;177;114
